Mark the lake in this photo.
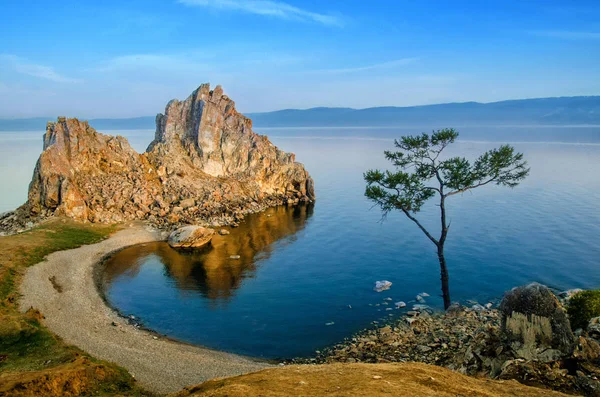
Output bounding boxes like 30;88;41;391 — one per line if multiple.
2;126;600;359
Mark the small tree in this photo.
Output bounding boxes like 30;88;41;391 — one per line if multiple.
364;129;529;309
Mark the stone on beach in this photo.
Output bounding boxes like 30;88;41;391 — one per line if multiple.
168;226;215;249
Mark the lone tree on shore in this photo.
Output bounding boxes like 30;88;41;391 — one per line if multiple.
364;129;529;309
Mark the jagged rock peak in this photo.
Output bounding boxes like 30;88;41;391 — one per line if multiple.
148;83;298;180
20;84;315;227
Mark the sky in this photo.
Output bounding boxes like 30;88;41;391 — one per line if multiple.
0;0;599;118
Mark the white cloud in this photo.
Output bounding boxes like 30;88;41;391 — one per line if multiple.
530;30;600;40
0;54;80;83
177;0;342;26
309;57;420;75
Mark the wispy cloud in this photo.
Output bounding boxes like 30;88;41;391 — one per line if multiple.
94;54;204;72
310;57;420;74
0;54;80;83
177;0;342;27
530;30;600;40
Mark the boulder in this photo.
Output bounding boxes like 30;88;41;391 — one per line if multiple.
573;336;600;361
499;283;575;360
168;226;215;249
588;317;600;339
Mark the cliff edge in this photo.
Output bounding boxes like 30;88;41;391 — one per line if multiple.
23;84;314;227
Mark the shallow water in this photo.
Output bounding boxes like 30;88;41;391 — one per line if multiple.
2;127;600;359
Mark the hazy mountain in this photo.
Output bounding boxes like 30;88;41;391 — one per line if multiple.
0;116;156;132
247;96;600;127
1;96;599;132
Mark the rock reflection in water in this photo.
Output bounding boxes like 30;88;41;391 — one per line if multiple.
102;204;313;302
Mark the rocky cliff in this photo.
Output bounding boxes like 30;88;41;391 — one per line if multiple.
22;84;314;227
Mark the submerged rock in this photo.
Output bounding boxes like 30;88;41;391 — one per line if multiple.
168;226;215;249
374;281;392;292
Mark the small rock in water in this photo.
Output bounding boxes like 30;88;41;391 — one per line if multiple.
419;292;430;297
374;280;392;292
348;305;352;309
229;255;241;259
384;297;392;301
416;295;426;303
485;302;493;309
219;229;230;235
325;322;335;326
395;301;406;308
412;304;430;311
385;308;393;311
471;304;485;312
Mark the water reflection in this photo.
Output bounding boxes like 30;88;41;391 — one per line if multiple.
103;203;313;302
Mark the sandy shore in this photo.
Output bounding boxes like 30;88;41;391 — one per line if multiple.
19;223;271;395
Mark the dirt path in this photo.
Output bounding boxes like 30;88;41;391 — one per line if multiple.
19;224;271;395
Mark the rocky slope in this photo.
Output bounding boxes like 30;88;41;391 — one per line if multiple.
301;284;600;396
13;84;314;230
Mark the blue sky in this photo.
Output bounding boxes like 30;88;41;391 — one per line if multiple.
1;0;599;118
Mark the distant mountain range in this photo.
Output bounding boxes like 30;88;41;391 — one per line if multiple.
247;96;600;127
1;96;599;132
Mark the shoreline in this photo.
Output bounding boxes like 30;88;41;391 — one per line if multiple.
19;222;272;395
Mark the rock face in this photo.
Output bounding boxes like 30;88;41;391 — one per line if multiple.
499;283;575;360
23;84;315;227
168;226;215;249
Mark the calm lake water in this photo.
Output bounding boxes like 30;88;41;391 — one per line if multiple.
2;126;600;359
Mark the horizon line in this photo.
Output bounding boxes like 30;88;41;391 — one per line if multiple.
1;93;599;121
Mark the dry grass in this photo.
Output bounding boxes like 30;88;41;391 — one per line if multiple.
172;362;573;397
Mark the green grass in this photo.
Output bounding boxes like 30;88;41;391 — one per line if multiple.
18;222;120;268
0;311;76;372
0;218;151;396
0;268;15;302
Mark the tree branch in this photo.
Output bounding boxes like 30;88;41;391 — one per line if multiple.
445;177;496;197
401;209;439;247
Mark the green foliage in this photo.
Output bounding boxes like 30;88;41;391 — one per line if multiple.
364;128;530;218
567;290;600;331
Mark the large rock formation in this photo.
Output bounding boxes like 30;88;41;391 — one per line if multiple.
23;84;314;227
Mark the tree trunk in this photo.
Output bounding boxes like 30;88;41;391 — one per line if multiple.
437;245;451;310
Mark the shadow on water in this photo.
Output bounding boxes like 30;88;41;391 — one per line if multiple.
102;203;314;304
